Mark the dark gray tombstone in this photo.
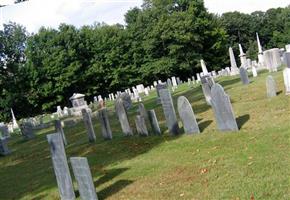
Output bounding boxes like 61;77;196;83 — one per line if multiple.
177;96;200;134
0;138;11;155
138;103;148;121
119;93;132;110
135;115;148;136
0;124;10;138
159;89;180;135
239;67;250;85
98;108;112;140
47;133;75;200
156;83;167;104
55;120;67;146
211;84;238;132
20;122;35;140
266;75;277;98
115;99;133;136
81;109;96;142
201;82;212;105
70;157;98;200
283;52;290;68
148;109;161;135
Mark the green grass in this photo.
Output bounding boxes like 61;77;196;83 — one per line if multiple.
0;69;289;200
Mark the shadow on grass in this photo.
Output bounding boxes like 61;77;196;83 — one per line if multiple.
98;179;134;199
199;120;213;132
236;114;250;129
94;168;129;186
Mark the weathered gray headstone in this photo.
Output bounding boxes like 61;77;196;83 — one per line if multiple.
211;84;238;132
98;108;112;140
266;75;277;98
118;93;132;110
0;123;10;138
159;89;180;135
70;157;98;200
239;67;250;85
20;122;35;140
148;109;161;135
176;77;181;85
201;82;212;105
47;133;75;200
177;96;200;134
135;115;148;136
55;120;67;146
156;83;167;104
115;99;133;136
0;138;11;155
81;109;96;142
167;78;172;87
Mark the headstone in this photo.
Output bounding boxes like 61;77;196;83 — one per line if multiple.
81;109;96;142
177;96;200;134
148;109;161;135
200;59;209;75
69;93;89;116
0;123;10;138
156;83;167;104
47;133;75;200
118;93;132;110
264;48;282;72
239;67;250;85
167;78;172;87
252;66;258;77
171;77;177;87
20;122;35;140
266;75;277;98
0;138;11;155
159;89;179;135
211;84;238;132
55;120;67;146
256;33;264;65
283;68;290;95
115;99;133;136
98;108;112;140
176;77;181;85
11;108;19;129
201;82;212;105
70;157;98;200
135;115;148;136
239;44;247;67
284;52;290;68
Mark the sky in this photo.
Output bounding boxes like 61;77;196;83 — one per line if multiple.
0;0;289;33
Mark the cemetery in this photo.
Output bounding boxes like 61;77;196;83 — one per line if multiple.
0;1;290;199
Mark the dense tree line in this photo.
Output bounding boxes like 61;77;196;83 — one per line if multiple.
0;0;289;121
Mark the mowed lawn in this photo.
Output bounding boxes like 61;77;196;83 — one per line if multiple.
0;69;289;200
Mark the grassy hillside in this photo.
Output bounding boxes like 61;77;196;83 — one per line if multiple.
0;69;289;200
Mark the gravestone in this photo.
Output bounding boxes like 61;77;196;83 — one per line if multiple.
252;66;258;77
176;77;181;85
239;67;250;85
98;108;112;140
148;109;161;135
135;115;149;136
167;78;172;87
119;93;132;110
81;109;96;142
0;123;10;138
211;84;238;132
156;83;167;104
201;82;212;105
159;89;180;135
115;99;133;136
266;75;277;98
0;138;11;155
55;120;67;146
70;157;98;200
283;68;290;95
47;133;75;200
20;122;35;140
177;96;200;134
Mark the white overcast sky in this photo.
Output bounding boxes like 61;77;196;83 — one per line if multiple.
0;0;289;33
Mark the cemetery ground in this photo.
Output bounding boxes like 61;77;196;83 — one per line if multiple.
0;70;289;200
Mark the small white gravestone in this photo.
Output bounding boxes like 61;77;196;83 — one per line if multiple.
252;66;258;77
